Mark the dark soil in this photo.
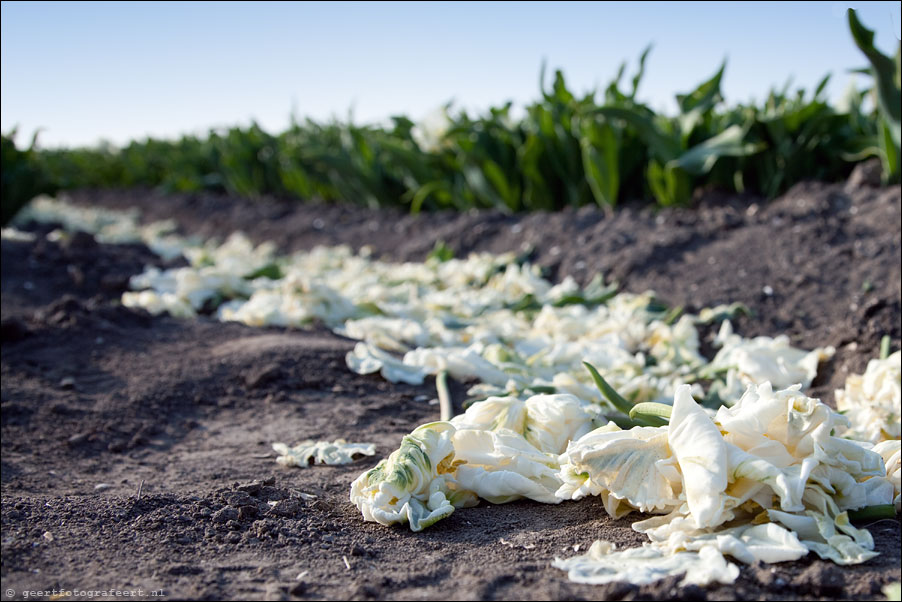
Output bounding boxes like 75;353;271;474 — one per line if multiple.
2;164;900;601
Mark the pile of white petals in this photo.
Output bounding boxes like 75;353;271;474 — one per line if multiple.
14;196;901;589
15;197;835;415
15;195;190;260
836;351;901;442
352;385;899;586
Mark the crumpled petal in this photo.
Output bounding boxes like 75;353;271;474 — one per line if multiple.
725;443;811;512
122;290;196;319
768;485;879;565
552;540;739;587
836;351;901;442
338;316;429;352
404;344;515;386
451;394;598;456
523;394;599;454
451;396;527;433
451;427;562;504
556;424;679;516
555;522;805;587
668;384;728;528
645;521;809;566
709;523;809;564
1;227;37;241
871;439;901;512
345;342;426;385
709;321;834;404
273;439;375;467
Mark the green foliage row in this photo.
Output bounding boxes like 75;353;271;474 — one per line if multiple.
2;10;898;225
1;129;57;225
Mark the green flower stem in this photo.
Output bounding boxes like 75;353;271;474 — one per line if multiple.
663;305;684;326
880;335;892;360
629;402;672;424
847;504;896;521
583;361;665;427
436;370;453;422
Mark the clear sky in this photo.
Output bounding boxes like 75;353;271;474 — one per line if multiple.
1;1;900;148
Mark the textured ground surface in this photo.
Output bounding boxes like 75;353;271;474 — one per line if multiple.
2;167;901;600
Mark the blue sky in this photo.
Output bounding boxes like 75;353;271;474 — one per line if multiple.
1;1;900;148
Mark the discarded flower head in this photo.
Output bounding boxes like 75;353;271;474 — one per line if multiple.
272;439;376;468
836;351;901;442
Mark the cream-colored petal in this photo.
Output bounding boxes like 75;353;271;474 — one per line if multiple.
273;439;375;467
350;422;459;530
557;425;678;514
872;439;901;512
523;394;598;454
553;540;739;587
450;396;527;433
345;342;426;385
451;428;562;504
669;385;728;528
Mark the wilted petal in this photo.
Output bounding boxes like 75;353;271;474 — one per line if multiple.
552;540;739;587
523;394;598;454
711;523;808;564
726;443;810;512
346;342;426;385
451;428;562;504
813;436;885;479
768;487;878;565
338;316;429;351
669;385;728;528
404;344;515;386
451;396;527;433
871;439;901;512
122;290;196;319
709;321;833;404
836;351;901;442
557;425;678;514
273;439;375;467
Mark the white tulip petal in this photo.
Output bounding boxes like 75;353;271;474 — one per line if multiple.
712;523;809;564
1;227;36;241
273;439;375;468
553;540;739;587
710;321;833;405
450;396;527;433
345;342;426;385
557;425;678;513
451;428;562;504
404;345;515;386
523;394;598;454
767;486;880;565
872;439;901;512
668;385;728;528
726;443;808;512
836;351;901;442
454;464;560;504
